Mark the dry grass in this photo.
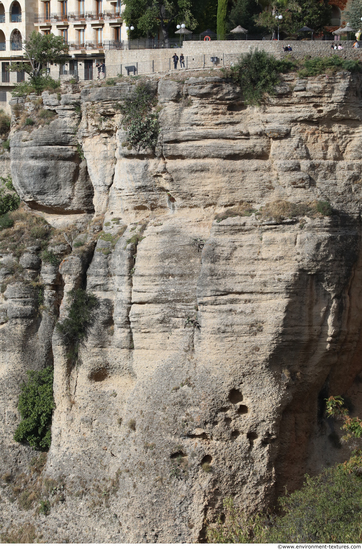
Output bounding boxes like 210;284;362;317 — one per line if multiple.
215;202;257;223
0;208;52;258
0;522;39;543
260;200;332;223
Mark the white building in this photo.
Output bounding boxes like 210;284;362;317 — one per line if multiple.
0;0;126;111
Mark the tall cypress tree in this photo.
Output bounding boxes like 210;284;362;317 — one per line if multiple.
217;0;228;38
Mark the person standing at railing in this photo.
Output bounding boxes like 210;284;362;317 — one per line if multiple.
180;53;185;68
172;52;178;69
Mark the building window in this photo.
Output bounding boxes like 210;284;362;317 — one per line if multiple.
61;28;68;42
69;60;78;75
97;27;103;46
84;59;93;80
2;62;9;83
10;29;22;50
10;1;22;22
96;0;103;17
330;5;341;27
60;1;67;19
17;69;24;82
44;1;50;20
0;30;5;51
0;3;5;23
0;91;6;102
78;28;84;46
78;0;84;16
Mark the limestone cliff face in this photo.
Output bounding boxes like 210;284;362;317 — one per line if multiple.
2;72;362;542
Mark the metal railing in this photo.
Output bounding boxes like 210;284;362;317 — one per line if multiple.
0;43;5;51
0;15;5;23
34;11;121;23
102;40;123;49
68;41;105;50
10;13;22;22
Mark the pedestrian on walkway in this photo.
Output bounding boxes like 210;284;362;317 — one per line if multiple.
180;53;185;68
172;53;179;69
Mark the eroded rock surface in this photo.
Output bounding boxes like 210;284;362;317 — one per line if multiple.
1;72;362;542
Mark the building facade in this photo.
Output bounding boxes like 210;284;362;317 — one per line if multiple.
0;0;126;111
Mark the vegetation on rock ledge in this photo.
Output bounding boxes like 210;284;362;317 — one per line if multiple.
229;51;362;106
14;366;54;450
117;81;159;151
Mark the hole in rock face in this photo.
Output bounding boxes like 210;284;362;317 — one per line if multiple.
89;367;109;382
237;405;248;415
225;417;232;427
229;388;243;404
170;450;187;460
231;430;240;440
247;432;258;445
201;454;212;465
227;103;246;112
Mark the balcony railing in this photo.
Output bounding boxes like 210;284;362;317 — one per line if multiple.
0;15;5;23
35;11;121;23
10;14;22;22
103;40;123;49
68;40;107;50
34;15;52;23
0;43;5;51
11;42;22;50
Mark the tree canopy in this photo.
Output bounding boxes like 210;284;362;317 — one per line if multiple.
122;0;198;45
254;0;331;35
345;0;362;31
10;31;69;81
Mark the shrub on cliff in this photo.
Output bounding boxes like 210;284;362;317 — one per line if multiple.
56;288;98;352
116;82;159;151
230;50;297;105
14;366;54;451
298;55;362;78
0;176;20;218
208;460;362;543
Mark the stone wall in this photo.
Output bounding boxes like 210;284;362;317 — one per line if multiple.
45;36;362;82
105;39;362;77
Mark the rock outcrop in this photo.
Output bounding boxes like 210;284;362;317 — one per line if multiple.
1;71;362;542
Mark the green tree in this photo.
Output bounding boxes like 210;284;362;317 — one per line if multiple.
122;0;197;46
217;0;228;38
193;0;218;34
9;31;68;89
227;0;261;34
255;0;331;35
293;0;331;33
326;395;362;440
345;0;362;32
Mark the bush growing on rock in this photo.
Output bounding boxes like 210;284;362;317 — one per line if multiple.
56;288;98;354
0;176;20;216
208;461;362;543
230;50;297;105
116;82;159;151
14;366;54;450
